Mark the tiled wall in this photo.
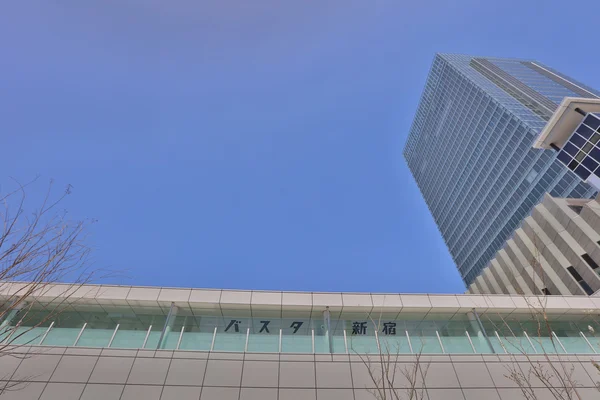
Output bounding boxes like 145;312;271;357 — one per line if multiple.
1;346;599;400
6;280;600;317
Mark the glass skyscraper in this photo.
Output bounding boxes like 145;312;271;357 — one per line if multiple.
404;54;600;286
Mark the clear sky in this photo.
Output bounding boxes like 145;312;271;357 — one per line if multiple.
2;1;600;294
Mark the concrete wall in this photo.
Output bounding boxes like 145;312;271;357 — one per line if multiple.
469;194;600;296
1;346;600;400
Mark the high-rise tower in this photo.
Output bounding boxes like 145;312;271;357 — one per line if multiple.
404;54;600;286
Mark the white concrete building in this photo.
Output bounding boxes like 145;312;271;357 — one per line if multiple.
468;194;600;297
1;282;600;399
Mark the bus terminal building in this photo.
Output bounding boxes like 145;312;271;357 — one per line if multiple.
1;283;600;399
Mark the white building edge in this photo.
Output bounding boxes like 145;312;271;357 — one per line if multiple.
2;282;600;399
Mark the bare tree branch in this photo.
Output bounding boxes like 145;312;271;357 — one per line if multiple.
0;179;109;394
354;303;430;400
482;234;596;399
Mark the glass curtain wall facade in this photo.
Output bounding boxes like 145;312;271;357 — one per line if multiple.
4;305;600;356
557;113;600;181
404;54;600;286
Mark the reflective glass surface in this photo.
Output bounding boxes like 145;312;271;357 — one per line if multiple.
110;313;166;349
557;114;600;181
403;54;597;285
7;311;53;346
11;327;49;346
41;312;85;346
3;306;599;356
281;333;312;353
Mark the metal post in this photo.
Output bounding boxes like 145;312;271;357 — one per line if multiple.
73;323;87;346
311;329;315;353
343;330;348;354
176;325;185;350
0;301;24;334
279;329;282;353
323;307;333;354
406;330;413;354
580;331;597;354
495;331;507;354
157;302;178;350
142;325;152;349
38;321;55;345
465;331;476;353
523;331;537;354
108;324;120;348
470;309;496;354
551;331;567;354
436;330;445;354
244;328;250;352
210;326;217;351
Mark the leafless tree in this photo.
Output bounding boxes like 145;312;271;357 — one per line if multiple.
0;179;101;392
353;311;430;400
497;308;584;400
592;361;600;391
483;236;600;399
356;347;429;400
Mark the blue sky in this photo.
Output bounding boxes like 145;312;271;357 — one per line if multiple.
2;1;600;293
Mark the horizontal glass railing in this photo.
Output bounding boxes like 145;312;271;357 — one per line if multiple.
5;324;599;355
2;309;600;355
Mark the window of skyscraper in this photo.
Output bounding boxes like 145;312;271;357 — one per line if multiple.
581;254;600;271
584;114;600;130
567;266;594;295
556;115;600;181
568;205;583;214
